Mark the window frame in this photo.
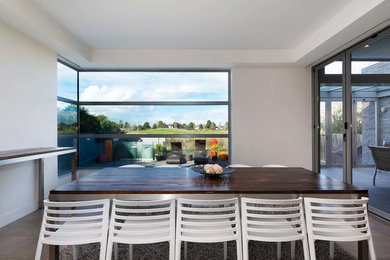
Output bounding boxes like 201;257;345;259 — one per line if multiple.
57;63;232;169
57;60;79;177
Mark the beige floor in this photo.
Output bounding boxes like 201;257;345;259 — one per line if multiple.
0;211;390;260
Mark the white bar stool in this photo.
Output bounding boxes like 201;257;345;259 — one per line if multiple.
304;197;376;260
241;197;309;260
175;198;242;260
35;199;110;260
106;199;176;260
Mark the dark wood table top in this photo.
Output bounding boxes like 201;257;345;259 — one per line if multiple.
0;147;76;160
51;167;367;195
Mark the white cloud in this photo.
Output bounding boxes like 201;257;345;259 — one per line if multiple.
79;72;228;101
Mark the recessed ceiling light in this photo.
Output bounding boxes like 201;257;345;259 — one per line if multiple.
364;44;371;48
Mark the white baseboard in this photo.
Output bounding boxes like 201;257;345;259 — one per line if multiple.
0;200;38;228
369;205;390;221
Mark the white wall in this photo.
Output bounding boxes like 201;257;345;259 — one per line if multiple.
231;67;312;169
0;21;59;227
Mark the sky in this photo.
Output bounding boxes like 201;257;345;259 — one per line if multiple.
325;61;378;74
57;63;229;125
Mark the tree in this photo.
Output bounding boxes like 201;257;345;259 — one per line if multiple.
138;125;144;130
118;120;123;128
182;123;187;129
210;122;216;130
205;120;212;129
99;119;122;134
152;123;157;129
224;122;229;130
80;107;124;134
198;124;203;130
143;122;151;129
80;107;100;133
331;104;343;133
187;122;195;130
157;120;165;128
173;122;179;128
124;122;130;128
131;125;138;131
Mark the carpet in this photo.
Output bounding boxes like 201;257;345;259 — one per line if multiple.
60;240;355;259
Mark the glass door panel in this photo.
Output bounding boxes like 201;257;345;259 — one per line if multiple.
317;59;344;181
350;33;390;215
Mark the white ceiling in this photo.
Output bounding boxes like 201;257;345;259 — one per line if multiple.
1;0;390;67
32;0;353;49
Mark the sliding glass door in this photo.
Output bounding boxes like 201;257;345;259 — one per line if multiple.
314;27;390;219
348;31;390;218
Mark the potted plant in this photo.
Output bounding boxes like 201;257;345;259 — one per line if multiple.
154;143;166;161
210;139;219;161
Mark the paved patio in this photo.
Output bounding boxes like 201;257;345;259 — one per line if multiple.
321;167;390;215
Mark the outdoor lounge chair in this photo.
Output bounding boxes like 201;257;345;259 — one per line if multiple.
195;139;206;157
166;142;186;164
368;145;390;186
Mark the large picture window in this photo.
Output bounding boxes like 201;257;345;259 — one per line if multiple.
57;65;230;170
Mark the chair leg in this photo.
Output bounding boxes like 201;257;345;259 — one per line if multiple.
277;242;282;260
302;238;310;260
242;239;249;260
184;241;188;260
330;241;335;259
106;241;113;260
224;241;227;260
114;243;118;260
129;244;133;260
308;239;316;260
99;241;107;260
169;241;175;260
73;245;78;260
368;238;377;260
236;238;243;260
34;242;43;260
175;240;181;260
291;241;296;260
373;168;378;186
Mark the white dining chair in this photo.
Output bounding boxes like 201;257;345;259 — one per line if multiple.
228;164;252;168
263;164;287;168
119;164;145;168
155;165;180;168
241;197;309;260
35;199;110;260
176;198;242;260
106;199;176;260
304;197;376;260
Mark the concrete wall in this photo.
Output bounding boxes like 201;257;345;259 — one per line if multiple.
0;21;60;227
231;67;312;169
361;101;376;165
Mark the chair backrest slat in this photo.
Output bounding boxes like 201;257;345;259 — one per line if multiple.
176;198;241;242
304;197;371;241
241;197;306;241
109;199;175;239
39;199;110;245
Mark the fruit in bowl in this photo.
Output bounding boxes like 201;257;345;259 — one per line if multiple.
218;152;228;162
204;164;223;174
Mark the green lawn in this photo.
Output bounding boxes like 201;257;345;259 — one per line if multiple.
123;128;228;135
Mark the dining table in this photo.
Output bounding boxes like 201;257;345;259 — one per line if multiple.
49;166;370;260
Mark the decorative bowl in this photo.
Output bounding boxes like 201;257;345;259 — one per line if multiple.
190;164;234;177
